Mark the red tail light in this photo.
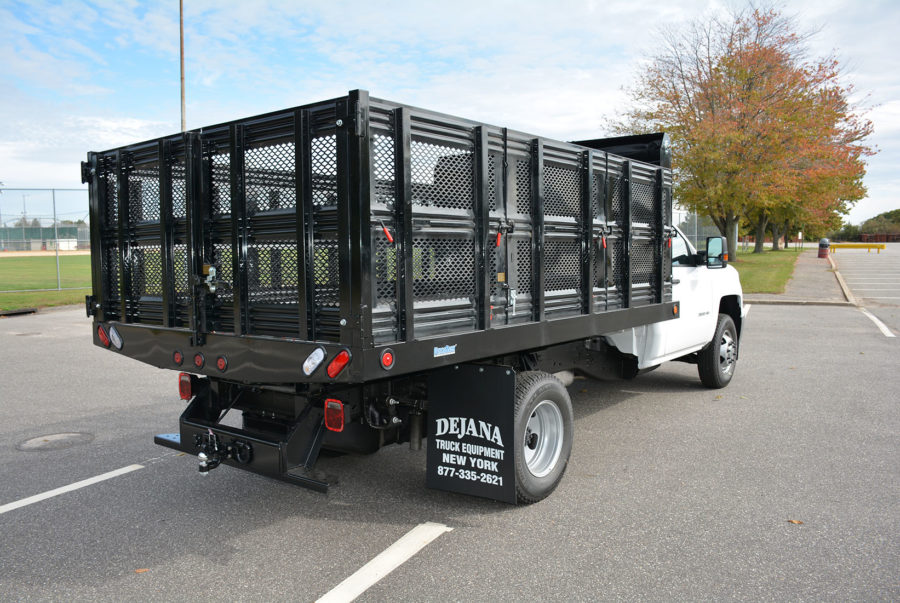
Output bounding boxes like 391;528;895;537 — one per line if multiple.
324;399;344;432
326;349;351;379
178;373;192;400
193;353;205;369
380;348;395;370
97;325;111;348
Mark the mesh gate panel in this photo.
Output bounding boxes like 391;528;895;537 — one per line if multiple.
103;158;118;226
128;165;161;223
544;239;581;292
543;164;580;218
246;143;295;214
411;141;474;212
412;237;475;301
632;180;654;224
210;152;231;216
311;135;337;207
130;244;163;298
246;241;299;305
515;158;531;215
373;134;395;206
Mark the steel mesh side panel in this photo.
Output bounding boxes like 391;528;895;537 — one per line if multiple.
606;237;625;310
411;141;474;212
128;163;161;223
210;151;231;216
129;243;164;324
104;244;121;318
246;142;295;214
488;153;499;213
632;179;654;224
313;237;340;308
171;154;187;219
543;164;581;218
591;173;603;221
173;243;190;326
610;174;624;225
372;129;398;343
544;240;580;292
311;135;338;208
514;158;531;216
210;242;234;330
102;157;118;226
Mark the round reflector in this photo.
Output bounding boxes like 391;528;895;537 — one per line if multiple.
193;353;205;369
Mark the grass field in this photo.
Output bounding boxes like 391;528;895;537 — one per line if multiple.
731;247;801;293
0;255;91;311
0;246;803;311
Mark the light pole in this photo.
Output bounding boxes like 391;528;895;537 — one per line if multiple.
180;0;186;132
22;194;29;251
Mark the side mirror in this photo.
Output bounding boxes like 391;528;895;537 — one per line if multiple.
706;237;727;268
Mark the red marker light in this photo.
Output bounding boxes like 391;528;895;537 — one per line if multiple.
380;348;395;370
193;353;205;369
173;351;184;366
326;349;351;378
178;372;192;400
216;356;228;372
324;399;345;432
97;325;111;348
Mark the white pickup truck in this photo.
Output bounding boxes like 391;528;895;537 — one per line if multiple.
604;227;748;388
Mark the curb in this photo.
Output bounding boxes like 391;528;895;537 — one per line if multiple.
827;253;858;306
742;298;853;307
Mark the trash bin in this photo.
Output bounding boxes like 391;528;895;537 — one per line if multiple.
818;238;830;258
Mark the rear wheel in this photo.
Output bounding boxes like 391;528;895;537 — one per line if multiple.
698;313;738;388
514;371;574;504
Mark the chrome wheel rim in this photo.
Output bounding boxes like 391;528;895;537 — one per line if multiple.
719;330;737;375
523;400;564;478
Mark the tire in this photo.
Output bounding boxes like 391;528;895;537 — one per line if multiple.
698;313;739;388
514;371;574;504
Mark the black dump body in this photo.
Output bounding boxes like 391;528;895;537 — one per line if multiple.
84;90;676;386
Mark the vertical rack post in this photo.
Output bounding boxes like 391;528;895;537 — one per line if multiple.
159;140;176;327
230;124;249;335
475;126;491;330
394;108;414;342
531;139;545;322
580;150;594;315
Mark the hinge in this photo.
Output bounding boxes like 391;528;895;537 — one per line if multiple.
354;100;366;137
80;161;94;184
85;295;97;317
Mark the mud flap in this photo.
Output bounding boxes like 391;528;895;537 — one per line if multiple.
426;364;516;504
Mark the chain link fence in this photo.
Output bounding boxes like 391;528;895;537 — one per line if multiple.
0;188;90;293
673;206;722;250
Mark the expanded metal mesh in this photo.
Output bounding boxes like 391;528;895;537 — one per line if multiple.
312;237;340;307
311;135;338;207
515;239;532;295
411;237;475;301
102;157;118;226
210;152;231;216
128;165;161;223
212;243;234;301
246;241;299;304
610;175;624;224
488;154;499;212
515;158;531;215
171;158;187;219
374;229;398;305
544;239;581;292
246;142;295;214
104;245;121;304
411;141;474;212
373;134;396;207
631;240;655;285
173;244;190;298
543;164;580;218
591;173;603;221
130;244;163;298
632;180;654;224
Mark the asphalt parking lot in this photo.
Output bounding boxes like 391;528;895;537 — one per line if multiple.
832;242;900;334
1;304;897;601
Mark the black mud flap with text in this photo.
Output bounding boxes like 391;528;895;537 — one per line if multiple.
426;364;516;504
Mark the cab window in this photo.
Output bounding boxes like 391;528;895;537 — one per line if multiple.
672;232;691;266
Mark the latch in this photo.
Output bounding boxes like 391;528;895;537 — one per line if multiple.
201;264;217;294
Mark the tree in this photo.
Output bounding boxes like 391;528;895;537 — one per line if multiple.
615;7;874;259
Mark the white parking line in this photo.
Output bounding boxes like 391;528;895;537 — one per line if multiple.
859;308;896;338
0;464;144;515
317;522;453;603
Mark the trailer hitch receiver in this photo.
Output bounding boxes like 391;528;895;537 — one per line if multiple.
194;429;253;475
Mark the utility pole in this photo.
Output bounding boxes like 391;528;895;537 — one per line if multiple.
21;194;28;251
180;0;186;132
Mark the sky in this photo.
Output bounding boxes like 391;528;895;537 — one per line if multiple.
1;0;897;225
